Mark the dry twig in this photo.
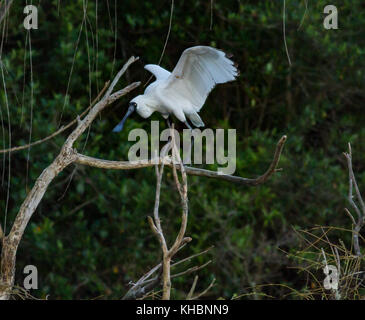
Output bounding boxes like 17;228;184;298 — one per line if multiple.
0;50;288;299
344;143;365;257
75;135;287;186
147;126;189;299
0;56;140;299
122;245;213;300
0;81;110;154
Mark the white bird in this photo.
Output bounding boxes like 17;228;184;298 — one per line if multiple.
112;46;239;132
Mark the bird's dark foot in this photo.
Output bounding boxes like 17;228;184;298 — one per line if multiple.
184;121;195;150
166;117;173;142
184;121;192;130
166;117;172;129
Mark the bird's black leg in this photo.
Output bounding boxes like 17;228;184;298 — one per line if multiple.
165;116;173;143
184;121;192;130
166;116;172;128
184;121;195;149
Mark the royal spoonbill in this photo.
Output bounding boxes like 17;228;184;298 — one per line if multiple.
112;46;239;132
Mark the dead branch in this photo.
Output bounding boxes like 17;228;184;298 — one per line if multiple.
147;128;189;300
0;81;110;154
122;244;212;300
190;277;216;300
0;48;287;300
75;135;287;186
186;275;199;300
171;260;212;279
0;56;140;300
171;246;213;268
344;143;365;257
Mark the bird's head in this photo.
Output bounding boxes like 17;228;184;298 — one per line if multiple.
112;95;154;132
132;95;154;119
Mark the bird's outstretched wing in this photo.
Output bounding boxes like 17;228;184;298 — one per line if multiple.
164;46;239;111
144;64;171;80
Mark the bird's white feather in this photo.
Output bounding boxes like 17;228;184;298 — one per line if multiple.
163;46;238;112
119;46;239;128
144;64;171;80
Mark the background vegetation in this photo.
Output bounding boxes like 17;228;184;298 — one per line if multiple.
0;0;364;299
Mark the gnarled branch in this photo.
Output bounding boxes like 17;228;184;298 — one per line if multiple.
0;52;287;300
0;81;110;154
0;56;140;300
75;135;287;186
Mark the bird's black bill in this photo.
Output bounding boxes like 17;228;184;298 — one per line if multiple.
112;104;136;132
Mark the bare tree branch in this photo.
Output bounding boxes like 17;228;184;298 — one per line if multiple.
344;143;365;257
0;46;288;300
75;135;287;186
0;56;140;300
84;133;287;300
146;127;190;300
171;246;213;269
190;277;216;300
0;81;110;154
171;260;212;279
122;243;212;300
186;275;198;300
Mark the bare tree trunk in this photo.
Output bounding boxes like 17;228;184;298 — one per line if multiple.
162;256;171;300
0;147;77;299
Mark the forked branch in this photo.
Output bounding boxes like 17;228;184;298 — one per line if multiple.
344;143;365;257
0;56;140;300
147;129;189;300
0;53;287;300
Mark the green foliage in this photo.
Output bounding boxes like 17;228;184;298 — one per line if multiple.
1;0;364;299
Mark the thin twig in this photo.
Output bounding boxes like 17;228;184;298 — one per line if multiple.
147;126;190;300
186;275;198;300
283;0;292;66
157;0;174;66
171;260;212;279
122;238;198;300
171;246;213;269
344;143;364;257
0;57;139;300
297;0;308;31
144;0;174;87
191;277;216;300
0;81;110;154
344;208;356;226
